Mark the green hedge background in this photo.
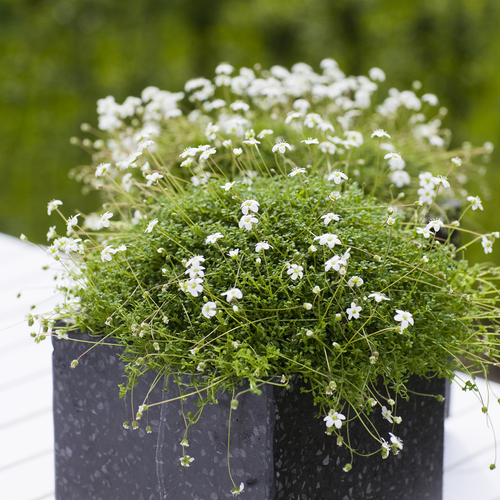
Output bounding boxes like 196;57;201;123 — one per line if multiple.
2;0;500;263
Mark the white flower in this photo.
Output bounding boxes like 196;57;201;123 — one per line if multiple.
47;199;63;216
239;214;258;230
482;236;493;254
319;141;337;155
215;62;234;75
146;172;163;186
422;93;438;106
325;255;345;273
186;255;205;268
285;111;302;124
327;170;348;184
301;138;319;145
95;163;111;177
272;141;292;154
329;191;342;201
257;129;273;139
180;147;199;158
431;175;450;189
390;170;410;188
230;100;250;112
425;219;444;233
303;302;313;310
231;482;245;496
221;287;243;303
321;213;340;225
314;233;341;249
101;245;118;262
202;302;217;318
66;214;79;235
180;157;194;168
347;276;364;288
384;152;405;170
451;157;462;166
416;227;431;238
394;309;414;329
145;218;158;233
346;302;362;320
241;199;260;214
287;264;304;280
98;211;113;229
324;410;346;429
308;245;317;253
222;182;235;191
371;129;391;139
369;67;386;82
187;278;203;297
222;139;232;148
200;147;216;160
467;196;483;211
233;148;243;157
381;406;393;423
179;455;194;467
206;232;224;244
312;286;321;294
46;226;57;241
288;167;306;177
255;242;272;252
228;249;239;259
185;263;205;279
243;138;260;146
368;292;390;303
389;432;404;451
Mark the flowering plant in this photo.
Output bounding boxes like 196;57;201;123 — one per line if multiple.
30;60;500;489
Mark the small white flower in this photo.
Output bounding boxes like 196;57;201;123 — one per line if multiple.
386;216;396;226
346;302;362;320
185;263;205;279
301;138;319;145
187;278;204;297
202;302;217;318
312;286;321;294
146;172;163;186
233;148;243;157
186;255;205;268
381;406;393;423
324;410;346;429
369;67;386;82
285;111;302;124
329;191;342;201
314;233;341;249
222;139;232;148
257;129;273;139
416;227;431;238
98;211;113;229
327;170;348;184
467;196;483;211
47;199;63;216
482;236;493;254
200;147;216;160
179;455;194;467
241;199;260;214
308;245;317;253
180;147;199;158
319;141;337;155
145;218;158;233
431;175;450;189
230;100;250;112
228;249;239;258
425;219;444;233
206;232;224;244
384;152;405;170
368;292;390;303
231;482;245;496
221;287;243;303
321;213;340;225
255;242;272;252
371;129;391;139
389;432;404;451
347;276;364;288
66;214;79;235
95;163;111;177
287;264;304;280
180;157;194;168
101;245;118;262
303;302;313;310
239;214;258;230
288;167;306;177
243;138;260;146
451;157;462;166
221;182;235;191
391;170;410;187
272;141;292;154
394;309;414;329
46;226;57;241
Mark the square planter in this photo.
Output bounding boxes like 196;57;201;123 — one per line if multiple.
53;331;445;499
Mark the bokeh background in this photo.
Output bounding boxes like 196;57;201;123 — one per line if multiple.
2;0;500;263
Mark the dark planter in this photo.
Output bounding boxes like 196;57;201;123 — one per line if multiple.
53;332;446;500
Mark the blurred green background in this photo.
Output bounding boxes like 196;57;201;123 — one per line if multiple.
2;0;500;263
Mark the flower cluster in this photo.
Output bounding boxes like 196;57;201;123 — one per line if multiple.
36;60;500;488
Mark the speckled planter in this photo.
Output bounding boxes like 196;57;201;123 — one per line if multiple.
53;332;446;500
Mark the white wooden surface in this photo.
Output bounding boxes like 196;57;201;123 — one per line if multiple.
0;232;499;500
